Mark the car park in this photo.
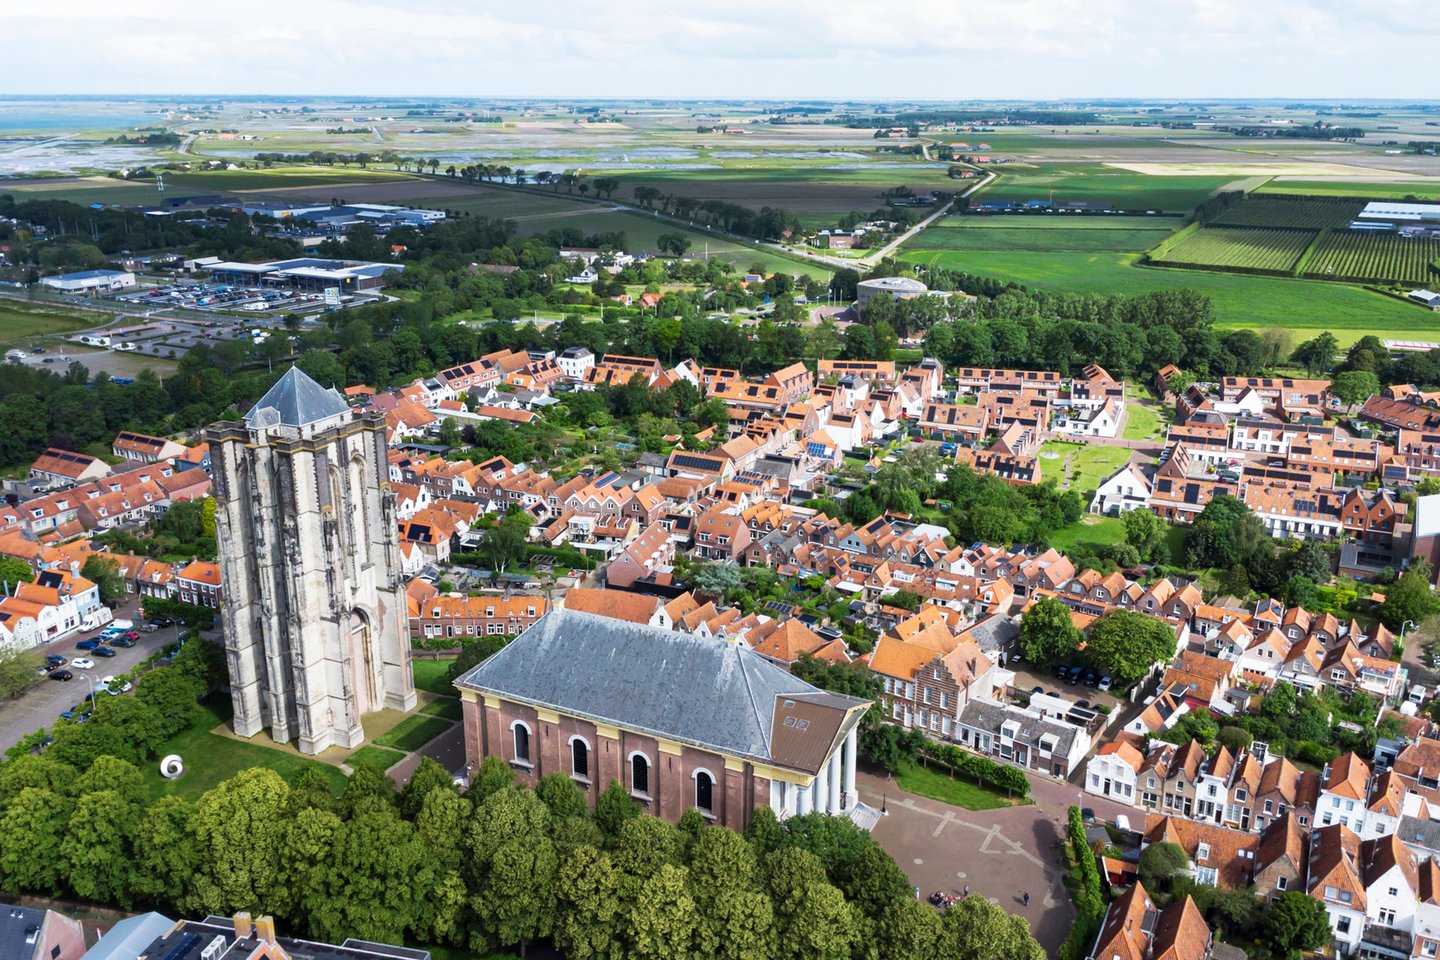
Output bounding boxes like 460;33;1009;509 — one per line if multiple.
71;657;95;670
92;646;117;658
48;670;73;681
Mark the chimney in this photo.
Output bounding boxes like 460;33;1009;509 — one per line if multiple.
254;916;276;945
233;913;253;940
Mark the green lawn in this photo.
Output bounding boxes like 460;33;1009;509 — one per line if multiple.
900;248;1438;347
913;222;1172;254
1039;441;1133;495
422;697;464;721
346;745;407;771
975;167;1234;213
1256;180;1440;201
412;658;458;696
375;715;454;753
1122;404;1163;441
894;760;1025;811
0;299;100;346
1163;525;1189;563
144;705;349;801
1049;516;1127;552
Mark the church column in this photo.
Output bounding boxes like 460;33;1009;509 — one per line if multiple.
815;764;830;814
797;781;813;815
828;750;842;813
843;726;858;808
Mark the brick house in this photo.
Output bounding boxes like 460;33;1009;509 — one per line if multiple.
605;524;675;589
693;507;752;561
409;594;549;642
456;608;870;829
175;560;222;608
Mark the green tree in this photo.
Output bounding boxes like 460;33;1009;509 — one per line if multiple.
1265;891;1333;960
0;556;34;592
72;755;147;812
1018;595;1081;666
413;787;472;875
692;560;743;599
398;756;457;820
309;809;430;945
467;754;516;803
1186;495;1271;571
595;779;640;836
1085;610;1178;685
0;787;70;894
778;881;857;960
614;814;684;881
553;844;623;960
479;509;531;576
1139;841;1190;897
131;795;199;905
939;894;1045;960
877;897;943;960
0;756;76;808
473;836;558;956
186;768;291;914
1381;564;1440;631
536;772;589;820
135;668;204;738
708;890;777;960
1329;370;1380;406
0;646;43;701
1122;507;1163;560
62;789;136;905
1291;332;1339;375
625;863;698;960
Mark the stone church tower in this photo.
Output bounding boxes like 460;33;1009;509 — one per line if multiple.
207;366;415;754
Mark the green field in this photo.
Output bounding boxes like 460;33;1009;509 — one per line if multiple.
145;705;349;801
375;714;454;752
346;744;407;771
1257;180;1440;200
0;299;100;346
1038;441;1133;495
411;658;458;696
1049;516;1127;552
1210;196;1363;230
975;167;1234;213
894;759;1024;810
422;697;464;721
1122;403;1163;441
1153;226;1314;273
914;218;1172;254
900;247;1439;346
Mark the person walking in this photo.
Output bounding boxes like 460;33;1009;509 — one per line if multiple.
963;884;969;898
915;885;921;900
1023;891;1031;907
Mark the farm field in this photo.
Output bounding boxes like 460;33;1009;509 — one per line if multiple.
899;247;1437;346
1257;180;1440;200
912;218;1173;254
1303;232;1440;286
973;166;1234;213
0;299;99;346
1151;226;1314;273
1210;196;1363;230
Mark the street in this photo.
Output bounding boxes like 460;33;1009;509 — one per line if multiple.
0;598;186;752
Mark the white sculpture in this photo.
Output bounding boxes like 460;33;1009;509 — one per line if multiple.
160;755;184;780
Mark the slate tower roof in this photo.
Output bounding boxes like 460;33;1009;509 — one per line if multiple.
244;366;350;428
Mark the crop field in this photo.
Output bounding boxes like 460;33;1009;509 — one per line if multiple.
974;166;1233;213
0;299;98;346
1151;226;1314;273
916;218;1173;254
1257;180;1440;201
1303;232;1440;286
1210;196;1364;230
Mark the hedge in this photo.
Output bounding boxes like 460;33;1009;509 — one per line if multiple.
916;740;1031;799
1059;804;1106;960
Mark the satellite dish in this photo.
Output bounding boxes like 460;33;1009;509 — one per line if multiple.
160;755;185;780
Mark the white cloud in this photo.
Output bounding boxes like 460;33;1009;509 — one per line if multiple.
4;0;1436;97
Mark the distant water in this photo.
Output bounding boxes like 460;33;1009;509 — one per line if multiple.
0;100;161;132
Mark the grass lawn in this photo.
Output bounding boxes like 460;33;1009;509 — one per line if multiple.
375;715;454;753
1122;403;1163;441
412;657;458;696
0;299;101;347
975;167;1234;213
1256;180;1440;201
346;744;407;771
898;247;1435;347
1163;525;1188;562
894;760;1026;811
144;705;349;801
422;698;464;721
1039;441;1133;495
1049;516;1126;552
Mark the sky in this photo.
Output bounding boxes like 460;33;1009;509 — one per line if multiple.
6;0;1439;100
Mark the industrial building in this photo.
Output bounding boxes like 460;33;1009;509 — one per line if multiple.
38;269;136;293
204;257;403;292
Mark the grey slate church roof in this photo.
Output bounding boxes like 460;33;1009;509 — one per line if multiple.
455;607;869;773
245;366;351;428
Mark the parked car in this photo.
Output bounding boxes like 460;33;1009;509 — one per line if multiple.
75;638;101;651
1065;665;1082;684
92;646;117;658
1031;686;1044;696
109;635;137;648
1098;675;1113;692
48;670;73;681
45;654;67;669
71;658;95;670
100;675;132;694
1084;670;1100;687
1075;700;1091;710
149;617;174;628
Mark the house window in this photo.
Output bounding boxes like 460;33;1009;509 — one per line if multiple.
571;738;589;780
1263;800;1274;814
631;754;650;796
512;722;532;764
1276;876;1287;891
695;770;714;814
1380;908;1396;926
1197;842;1211;861
1336;917;1351;934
